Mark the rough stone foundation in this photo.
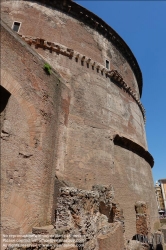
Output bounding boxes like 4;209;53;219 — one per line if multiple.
4;185;125;250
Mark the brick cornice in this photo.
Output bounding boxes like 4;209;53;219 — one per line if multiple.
19;35;146;122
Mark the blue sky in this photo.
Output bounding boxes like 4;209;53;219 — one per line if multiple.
75;1;166;183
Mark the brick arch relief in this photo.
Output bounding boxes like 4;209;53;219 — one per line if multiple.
1;69;44;234
0;85;11;131
1;69;40;147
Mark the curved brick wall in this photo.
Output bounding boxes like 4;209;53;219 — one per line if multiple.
1;0;141;97
1;0;159;240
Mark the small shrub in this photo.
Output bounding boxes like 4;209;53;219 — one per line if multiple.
44;63;51;75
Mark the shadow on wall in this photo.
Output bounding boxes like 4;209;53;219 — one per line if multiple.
0;86;11;130
156;244;163;250
99;201;114;223
0;85;11;113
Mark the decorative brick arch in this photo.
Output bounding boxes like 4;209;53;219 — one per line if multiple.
1;69;39;147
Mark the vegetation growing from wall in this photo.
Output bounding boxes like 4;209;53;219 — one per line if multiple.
44;63;51;75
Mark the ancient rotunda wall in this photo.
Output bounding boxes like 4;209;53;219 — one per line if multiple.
1;0;159;240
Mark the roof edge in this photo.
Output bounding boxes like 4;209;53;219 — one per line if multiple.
158;179;166;183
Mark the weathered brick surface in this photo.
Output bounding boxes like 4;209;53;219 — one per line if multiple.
135;201;150;236
3;185;125;250
97;223;125;250
1;0;140;96
1;21;70;234
1;0;159;245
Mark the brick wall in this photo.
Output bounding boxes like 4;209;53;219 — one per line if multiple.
1;0;140;97
1;0;159;241
1;20;70;234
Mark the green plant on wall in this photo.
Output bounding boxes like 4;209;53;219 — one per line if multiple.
44;63;51;75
